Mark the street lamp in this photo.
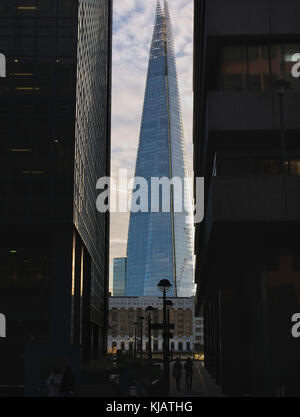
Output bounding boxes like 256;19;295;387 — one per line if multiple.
139;316;144;359
145;306;154;364
133;322;138;358
157;279;172;394
272;78;290;175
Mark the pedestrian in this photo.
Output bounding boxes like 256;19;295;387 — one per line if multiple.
46;367;63;397
184;357;193;392
172;358;182;391
60;365;75;397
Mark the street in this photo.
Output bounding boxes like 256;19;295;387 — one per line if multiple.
169;361;223;397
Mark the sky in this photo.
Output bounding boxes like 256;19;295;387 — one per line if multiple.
110;0;194;290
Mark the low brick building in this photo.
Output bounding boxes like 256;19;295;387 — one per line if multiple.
108;296;202;354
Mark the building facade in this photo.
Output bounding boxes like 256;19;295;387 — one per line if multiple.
193;316;204;352
0;0;112;392
194;0;300;396
108;296;196;354
113;258;127;296
125;0;195;298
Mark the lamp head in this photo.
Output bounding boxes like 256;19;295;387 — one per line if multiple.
157;279;172;292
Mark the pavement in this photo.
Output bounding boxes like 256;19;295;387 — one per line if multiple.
169;360;224;397
79;359;224;397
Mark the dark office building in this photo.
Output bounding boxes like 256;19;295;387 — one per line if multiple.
0;0;112;393
194;0;300;396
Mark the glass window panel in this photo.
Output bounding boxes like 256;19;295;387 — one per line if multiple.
16;37;35;55
0;37;13;54
248;45;270;91
217;43;300;91
290;160;300;176
57;37;76;56
37;0;57;15
0;1;15;16
58;0;77;16
37;38;55;55
221;46;247;90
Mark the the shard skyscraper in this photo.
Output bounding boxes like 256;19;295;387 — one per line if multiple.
125;0;195;297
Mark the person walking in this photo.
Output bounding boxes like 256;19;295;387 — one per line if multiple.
46;367;63;397
172;358;182;392
184;357;193;392
60;365;75;397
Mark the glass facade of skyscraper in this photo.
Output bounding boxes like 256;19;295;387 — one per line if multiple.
113;258;127;296
126;1;195;297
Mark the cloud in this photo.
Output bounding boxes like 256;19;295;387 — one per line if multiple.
110;0;194;287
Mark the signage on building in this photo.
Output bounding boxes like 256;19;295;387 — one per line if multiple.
150;323;175;330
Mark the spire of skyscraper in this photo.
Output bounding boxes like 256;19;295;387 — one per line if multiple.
156;0;162;14
163;0;169;14
125;1;195;297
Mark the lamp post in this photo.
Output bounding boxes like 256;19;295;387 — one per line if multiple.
146;306;154;387
157;279;172;394
145;306;154;364
139;316;144;359
128;337;134;356
133;322;138;358
272;78;290;175
166;300;173;361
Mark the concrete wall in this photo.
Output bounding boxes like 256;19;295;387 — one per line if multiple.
209;176;300;222
208;91;300;131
